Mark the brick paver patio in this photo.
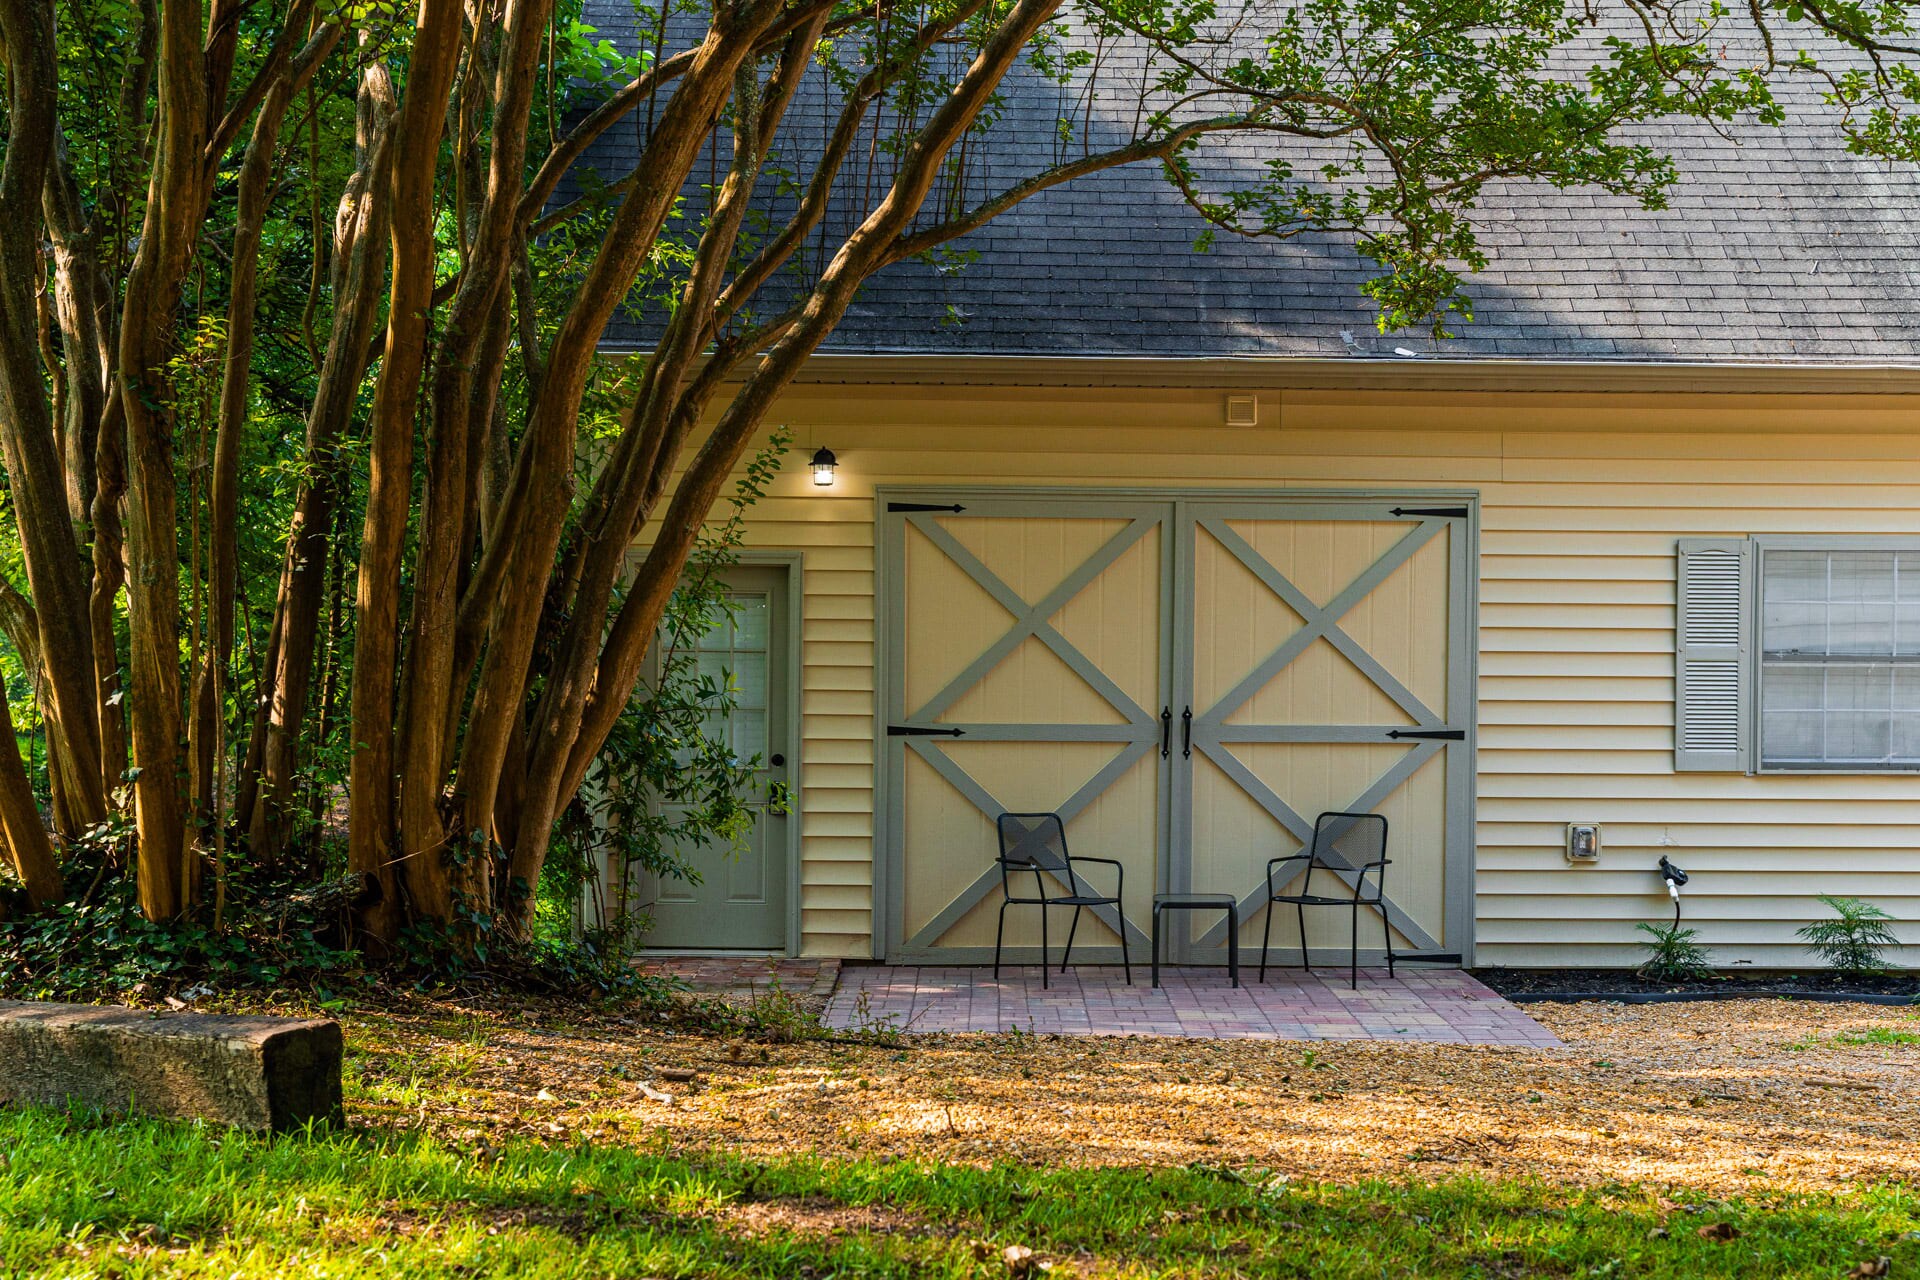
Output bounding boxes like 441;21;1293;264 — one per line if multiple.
636;955;842;1006
822;964;1561;1045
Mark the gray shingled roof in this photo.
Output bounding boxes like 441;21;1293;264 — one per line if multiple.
578;2;1920;365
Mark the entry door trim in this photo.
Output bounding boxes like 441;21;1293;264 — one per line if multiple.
873;486;1479;967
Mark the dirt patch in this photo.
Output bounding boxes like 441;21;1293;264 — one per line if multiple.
359;1197;646;1243
722;1196;943;1240
344;996;1920;1195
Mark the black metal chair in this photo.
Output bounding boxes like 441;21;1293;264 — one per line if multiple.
1259;811;1393;990
994;812;1130;988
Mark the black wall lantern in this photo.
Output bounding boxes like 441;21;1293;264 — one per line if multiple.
810;446;837;487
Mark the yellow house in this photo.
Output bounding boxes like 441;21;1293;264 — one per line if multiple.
622;364;1919;973
595;21;1920;973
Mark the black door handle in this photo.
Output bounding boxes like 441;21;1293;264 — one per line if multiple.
1181;707;1193;758
769;753;785;767
1160;707;1172;758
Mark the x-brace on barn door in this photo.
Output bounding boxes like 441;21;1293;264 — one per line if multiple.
880;493;1473;967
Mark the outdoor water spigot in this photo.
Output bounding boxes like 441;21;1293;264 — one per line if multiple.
1659;856;1688;899
1658;856;1689;927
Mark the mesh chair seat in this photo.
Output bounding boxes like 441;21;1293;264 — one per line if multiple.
1003;892;1115;907
1270;892;1363;908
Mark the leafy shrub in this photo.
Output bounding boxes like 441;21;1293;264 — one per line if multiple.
1635;921;1713;983
0;838;660;1005
1797;894;1901;976
0;847;363;1002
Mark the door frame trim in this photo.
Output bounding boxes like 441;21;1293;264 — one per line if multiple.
873;485;1481;967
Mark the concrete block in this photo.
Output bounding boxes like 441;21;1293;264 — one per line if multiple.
0;1000;344;1131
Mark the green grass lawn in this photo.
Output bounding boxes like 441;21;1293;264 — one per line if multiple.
3;1108;1916;1278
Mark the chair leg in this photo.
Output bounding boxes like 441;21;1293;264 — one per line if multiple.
1120;917;1132;985
1040;902;1049;990
1061;906;1082;976
1350;901;1359;991
1258;903;1271;983
994;902;1009;981
1297;902;1310;974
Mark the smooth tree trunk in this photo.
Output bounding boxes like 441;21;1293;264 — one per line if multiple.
0;0;107;838
118;0;223;918
192;13;338;834
347;0;465;935
245;60;397;866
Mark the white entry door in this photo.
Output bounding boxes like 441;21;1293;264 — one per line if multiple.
643;565;794;951
879;492;1473;966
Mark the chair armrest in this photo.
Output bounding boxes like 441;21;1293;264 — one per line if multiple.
1066;855;1124;898
1351;857;1391;901
1265;852;1310;896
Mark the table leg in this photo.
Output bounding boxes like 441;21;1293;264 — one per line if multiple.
1151;905;1162;989
1227;905;1240;988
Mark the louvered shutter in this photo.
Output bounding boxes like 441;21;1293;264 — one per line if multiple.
1674;538;1753;771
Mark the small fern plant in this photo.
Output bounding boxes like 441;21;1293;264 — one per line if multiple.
1797;894;1900;976
1635;921;1713;983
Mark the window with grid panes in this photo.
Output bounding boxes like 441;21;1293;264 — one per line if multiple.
1759;548;1920;771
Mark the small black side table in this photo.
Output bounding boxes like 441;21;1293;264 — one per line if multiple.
1150;893;1240;988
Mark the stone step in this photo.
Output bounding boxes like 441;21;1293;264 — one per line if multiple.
0;1000;344;1131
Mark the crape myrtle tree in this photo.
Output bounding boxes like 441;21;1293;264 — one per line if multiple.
0;0;1860;947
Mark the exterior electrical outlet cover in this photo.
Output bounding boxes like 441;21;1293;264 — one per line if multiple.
1566;823;1601;863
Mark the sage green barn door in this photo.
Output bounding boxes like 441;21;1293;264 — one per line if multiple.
882;497;1172;962
1173;501;1472;964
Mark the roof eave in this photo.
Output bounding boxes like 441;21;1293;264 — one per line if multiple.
597;347;1920;394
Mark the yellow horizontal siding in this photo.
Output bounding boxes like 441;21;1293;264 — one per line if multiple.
642;381;1920;962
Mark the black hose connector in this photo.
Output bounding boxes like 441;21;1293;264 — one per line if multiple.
1659;856;1689;927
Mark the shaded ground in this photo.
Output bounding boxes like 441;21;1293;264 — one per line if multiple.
346;995;1920;1194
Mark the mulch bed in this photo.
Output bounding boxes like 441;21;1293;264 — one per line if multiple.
1480;969;1919;1004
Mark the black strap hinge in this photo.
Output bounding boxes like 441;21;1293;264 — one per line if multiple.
888;502;966;513
1389;505;1469;519
1387;728;1466;741
888;725;965;738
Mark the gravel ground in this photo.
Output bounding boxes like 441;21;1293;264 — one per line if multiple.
351;997;1920;1195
